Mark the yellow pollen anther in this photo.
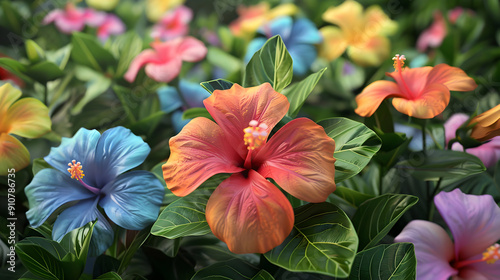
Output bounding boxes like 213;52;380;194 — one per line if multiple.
243;120;269;150
482;244;500;264
67;160;85;180
392;54;406;72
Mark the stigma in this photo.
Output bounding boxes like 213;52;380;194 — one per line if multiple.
243;120;269;150
483;244;500;264
67;160;85;180
392;54;406;72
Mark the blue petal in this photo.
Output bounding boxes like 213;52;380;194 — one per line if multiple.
157;86;183;114
259;16;293;42
288;44;318;76
44;128;100;184
93;127;150;187
52;198;114;256
99;171;164;230
179;80;210;108
25;169;96;227
244;38;268;63
288;18;322;45
172;110;191;133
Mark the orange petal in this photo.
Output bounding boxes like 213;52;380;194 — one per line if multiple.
255;118;336;202
322;0;363;33
470;104;500;142
426;64;477;92
363;5;397;37
163;117;245;197
348;36;391;66
392;83;450;119
386;66;433;98
0;83;22;132
203;83;289;158
355;80;402;117
0;133;30;175
205;171;294;254
6;97;51;138
319;26;348;61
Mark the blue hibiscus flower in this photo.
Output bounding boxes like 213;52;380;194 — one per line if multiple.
244;16;322;76
25;126;165;256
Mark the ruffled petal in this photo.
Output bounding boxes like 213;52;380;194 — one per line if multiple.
416;12;447;52
426;64;477;92
254;118;336;202
288;44;317;76
203;83;289;158
319;26;348;61
52;198;114;256
386;66;433;98
163;117;245;196
363;5;397;36
205;171;294;254
157;86;183;114
354;80;402;117
394;220;457;280
391;83;450;119
434;189;500;261
99;171;164;230
92;127;150;187
144;57;183;83
124;49;162;82
25;168;96;228
0;133;30;175
288;18;322;45
178;37;207;62
179;80;210;108
5;97;51;138
322;0;363;33
348;36;390;67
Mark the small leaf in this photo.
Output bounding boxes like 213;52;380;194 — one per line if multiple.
25;61;64;84
334;186;375;208
200;79;234;94
25;40;45;63
71;32;116;72
72;67;111;115
191;259;273;280
352;194;418;250
16;242;65;280
0;57;32;82
282;67;326;118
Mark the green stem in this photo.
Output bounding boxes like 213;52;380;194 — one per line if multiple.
421;120;427;154
44;83;48;105
427;177;443;221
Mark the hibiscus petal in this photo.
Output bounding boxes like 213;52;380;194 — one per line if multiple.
205;171;294;254
144;57;183;83
124;49;161;82
435;189;500;261
319;26;348;61
426;64;477;92
203;83;289;158
322;0;363;31
157;86;183;114
6;97;51;138
93;126;150;187
163;117;244;196
260;16;293;41
462;137;500;168
42;10;64;25
244;37;267;63
178;79;210;108
178;37;207;62
288;18;322;45
25;168;96;228
354;80;402;117
288;44;317;76
394;220;457;280
52;198;114;256
386;66;433;98
0;83;22;127
100;171;164;230
461;252;500;280
392;83;450;119
444;113;469;144
254;118;336;202
363;6;397;36
171;110;191;133
0;133;30;175
348;36;390;67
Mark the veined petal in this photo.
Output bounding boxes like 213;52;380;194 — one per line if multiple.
6;97;51;138
52;198;114;257
203;83;289;158
354;80;402;117
205;171;294;254
348;36;390;67
392;83;450;119
93;126;150;187
394;220;457;280
25;168;96;228
178;37;207;62
144;57;183;83
100;171;164;230
0;133;30;175
426;64;477;92
435;189;500;261
255;118;336;202
124;49;161;82
322;0;363;33
319;26;348;61
163;117;244;197
386;66;433;98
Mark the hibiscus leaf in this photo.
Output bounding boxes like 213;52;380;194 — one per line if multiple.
71;32;116;72
243;35;293;93
191;259;274;280
25;61;64;84
318;118;382;183
265;202;358;278
352;194;419;251
200;79;234;94
349;243;416;280
15;240;65;280
114;31;143;78
282;67;326;118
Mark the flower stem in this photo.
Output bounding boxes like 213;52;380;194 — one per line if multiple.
428;177;442;221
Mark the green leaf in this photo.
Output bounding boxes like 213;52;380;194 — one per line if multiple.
243;35;293;92
282;68;326;118
72;66;112;114
191;259;273;280
25;40;45;63
352;194;418;250
318;118;382;183
114;31;143;77
1;1;22;33
334;186;375;208
116;228;150;275
200;79;234;94
265;202;358;278
96;272;122;280
182;107;214;121
71;32;116;72
395;150;486;181
59;221;96;264
207;46;242;75
16;241;65;280
0;57;32;82
151;174;228;239
349;243;416;280
25;61;64;84
32;158;52;175
46;45;72;70
129;111;165;137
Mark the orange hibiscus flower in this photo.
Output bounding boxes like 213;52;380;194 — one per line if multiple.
469;104;500;142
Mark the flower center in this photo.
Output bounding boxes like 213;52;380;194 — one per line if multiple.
392;54;415;99
243;120;269;150
454;243;500;269
67;160;100;194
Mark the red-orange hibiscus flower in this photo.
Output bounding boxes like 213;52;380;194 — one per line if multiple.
162;83;336;254
355;54;477;119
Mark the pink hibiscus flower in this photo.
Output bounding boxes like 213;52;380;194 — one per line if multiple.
395;189;500;280
151;5;192;40
43;4;105;34
124;37;207;83
416;11;447;52
96;14;126;41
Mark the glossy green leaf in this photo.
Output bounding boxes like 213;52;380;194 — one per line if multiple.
318;118;382;183
395;150;486;181
72;66;111;115
282;68;326;118
352;194;418;250
71;32;116;72
334;186;375;208
182;107;214;121
96;272;122;280
243;35;293;92
191;258;273;280
16;241;64;280
200;79;234;94
25;61;64;84
0;57;31;82
349;243;416;280
116;228;150;275
265;202;358;278
114;31;143;77
151;174;227;239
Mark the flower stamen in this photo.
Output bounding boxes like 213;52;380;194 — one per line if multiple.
243;120;269;150
392;54;415;99
482;244;500;264
67;160;100;194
